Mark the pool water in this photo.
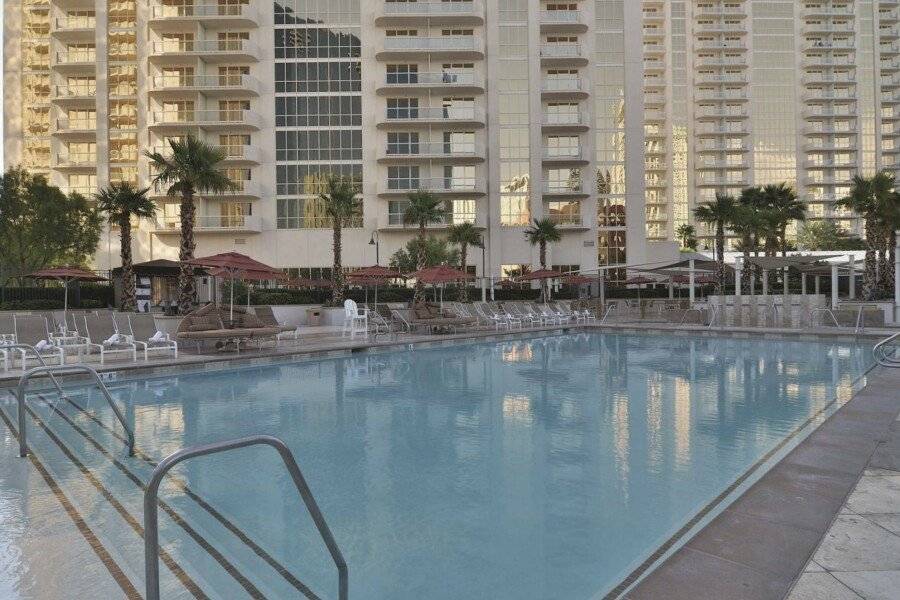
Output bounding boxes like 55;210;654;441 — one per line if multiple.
0;332;873;599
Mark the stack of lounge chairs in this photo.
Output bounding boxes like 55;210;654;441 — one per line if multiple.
175;304;280;352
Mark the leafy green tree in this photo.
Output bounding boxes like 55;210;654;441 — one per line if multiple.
0;167;102;284
389;237;460;274
676;224;698;251
797;221;865;251
94;183;156;311
402;191;448;303
524;218;562;301
319;175;361;306
694;192;736;291
447;222;483;302
145;136;236;314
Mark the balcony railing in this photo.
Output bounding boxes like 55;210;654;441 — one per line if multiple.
55;153;96;166
54;16;96;30
382;177;482;194
149;109;262;128
385;142;482;158
382;36;482;52
540;44;583;59
52;85;96;98
384;106;485;122
542;113;585;127
55;50;96;64
158;215;262;233
150;74;259;92
541;78;584;93
150;2;258;21
55;118;96;131
150;39;258;56
383;72;478;87
542;182;585;195
540;10;582;25
381;0;482;18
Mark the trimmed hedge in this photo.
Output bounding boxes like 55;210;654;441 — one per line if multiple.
248;285;575;306
0;283;113;308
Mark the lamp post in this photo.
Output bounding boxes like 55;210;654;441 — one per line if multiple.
480;236;487;302
369;231;380;266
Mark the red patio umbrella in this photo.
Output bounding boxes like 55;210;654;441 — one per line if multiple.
190;252;282;320
347;266;405;307
561;274;594;285
515;269;561;302
29;266;107;325
406;265;473;307
624;275;658;301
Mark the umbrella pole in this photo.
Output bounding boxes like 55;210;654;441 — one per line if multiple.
374;284;378;310
63;277;69;331
230;273;235;322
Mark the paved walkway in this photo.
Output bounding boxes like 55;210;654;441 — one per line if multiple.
787;411;900;600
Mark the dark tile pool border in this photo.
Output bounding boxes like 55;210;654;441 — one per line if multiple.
622;365;900;600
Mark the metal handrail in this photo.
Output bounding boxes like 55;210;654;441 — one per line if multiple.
144;435;348;600
17;365;135;458
807;307;841;328
707;304;721;329
873;332;900;367
1;344;67;398
600;304;617;324
679;308;704;325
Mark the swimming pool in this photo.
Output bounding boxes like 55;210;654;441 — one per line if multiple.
0;332;874;599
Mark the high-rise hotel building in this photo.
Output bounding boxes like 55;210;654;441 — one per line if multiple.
4;0;899;278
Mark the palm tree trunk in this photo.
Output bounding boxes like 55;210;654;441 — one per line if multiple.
879;226;892;296
459;244;469;303
863;216;878;300
413;225;427;304
889;229;898;295
716;223;725;293
177;191;197;314
539;242;548;302
331;223;344;306
742;242;752;295
120;215;136;312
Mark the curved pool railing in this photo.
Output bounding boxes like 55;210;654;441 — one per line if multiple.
144;435;348;600
874;332;900;368
16;364;135;458
600;304;617;324
807;308;841;329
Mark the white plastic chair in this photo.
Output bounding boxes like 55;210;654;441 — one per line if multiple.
342;299;368;338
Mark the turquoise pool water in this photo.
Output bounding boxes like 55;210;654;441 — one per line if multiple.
0;332;873;599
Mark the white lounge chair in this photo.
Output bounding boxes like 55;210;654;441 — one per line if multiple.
11;315;65;368
82;314;138;364
473;302;512;330
124;314;178;360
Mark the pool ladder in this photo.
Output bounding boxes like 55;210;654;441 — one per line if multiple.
12;360;348;599
874;332;900;368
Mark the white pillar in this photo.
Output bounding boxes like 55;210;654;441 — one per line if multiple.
735;258;742;299
831;264;839;309
668;281;674;299
689;259;695;304
490;276;495;301
783;267;789;296
801;273;807;295
815;275;821;296
762;270;769;296
481;277;486;302
848;254;855;300
599;275;606;306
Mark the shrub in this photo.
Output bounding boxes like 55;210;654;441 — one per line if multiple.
0;299;64;310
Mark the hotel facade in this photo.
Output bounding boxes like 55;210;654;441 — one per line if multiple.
4;0;899;279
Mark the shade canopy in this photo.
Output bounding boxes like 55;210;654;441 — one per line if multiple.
745;255;836;271
625;275;658;286
110;259;208;278
672;274;717;285
516;269;560;282
209;267;286;282
561;274;594;285
406;265;473;284
29;266;106;282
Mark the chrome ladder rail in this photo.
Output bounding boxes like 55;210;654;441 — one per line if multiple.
600;304;617;324
2;344;67;398
679;308;704;326
873;332;900;367
144;435;348;600
16;364;135;458
807;307;841;329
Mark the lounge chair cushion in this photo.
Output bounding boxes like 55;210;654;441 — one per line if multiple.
413;305;433;320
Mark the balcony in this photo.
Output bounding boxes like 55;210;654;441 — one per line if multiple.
804;5;855;18
381;216;483;231
695;55;747;68
149;2;260;28
541;78;588;99
52;16;96;40
803;22;855;34
378;106;486;128
53;50;96;71
375;0;484;26
801;72;856;85
155;215;262;235
803;88;855;100
379;142;485;163
376;36;484;60
883;42;900;56
148;109;262;131
541;113;588;132
149;39;259;62
803;52;856;67
694;22;747;34
695;122;749;136
376;72;484;95
151;144;263;165
643;58;666;73
539;44;588;66
695;141;748;153
695;175;749;187
695;5;747;18
694;40;748;51
804;104;856;118
539;10;588;33
51;84;96;106
805;38;855;50
150;74;260;96
695;160;747;170
542;149;589;166
695;106;749;119
644;107;666;122
541;182;588;197
695;73;749;85
52;118;97;138
52;153;97;170
546;215;587;230
151;179;262;200
378;177;486;197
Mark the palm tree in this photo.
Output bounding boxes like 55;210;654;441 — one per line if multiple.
738;186;767;288
145;136;236;314
877;189;900;295
729;204;764;295
871;172;896;295
94;183;156;312
447;222;483;303
319;175;360;306
694;192;736;292
837;173;888;299
676;224;698;251
402;190;448;303
524;218;562;301
762;183;806;256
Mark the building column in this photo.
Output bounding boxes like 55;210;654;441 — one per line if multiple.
735;257;742;298
689;259;695;304
848;254;856;300
831;264;839;310
762;270;768;296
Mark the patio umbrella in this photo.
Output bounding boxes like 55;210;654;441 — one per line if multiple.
210;267;287;309
561;274;593;285
347;266;404;308
29;266;107;328
406;265;473;308
625;275;657;301
189;252;282;321
516;269;561;302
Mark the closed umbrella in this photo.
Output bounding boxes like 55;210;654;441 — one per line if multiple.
516;269;560;302
29;266;107;329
